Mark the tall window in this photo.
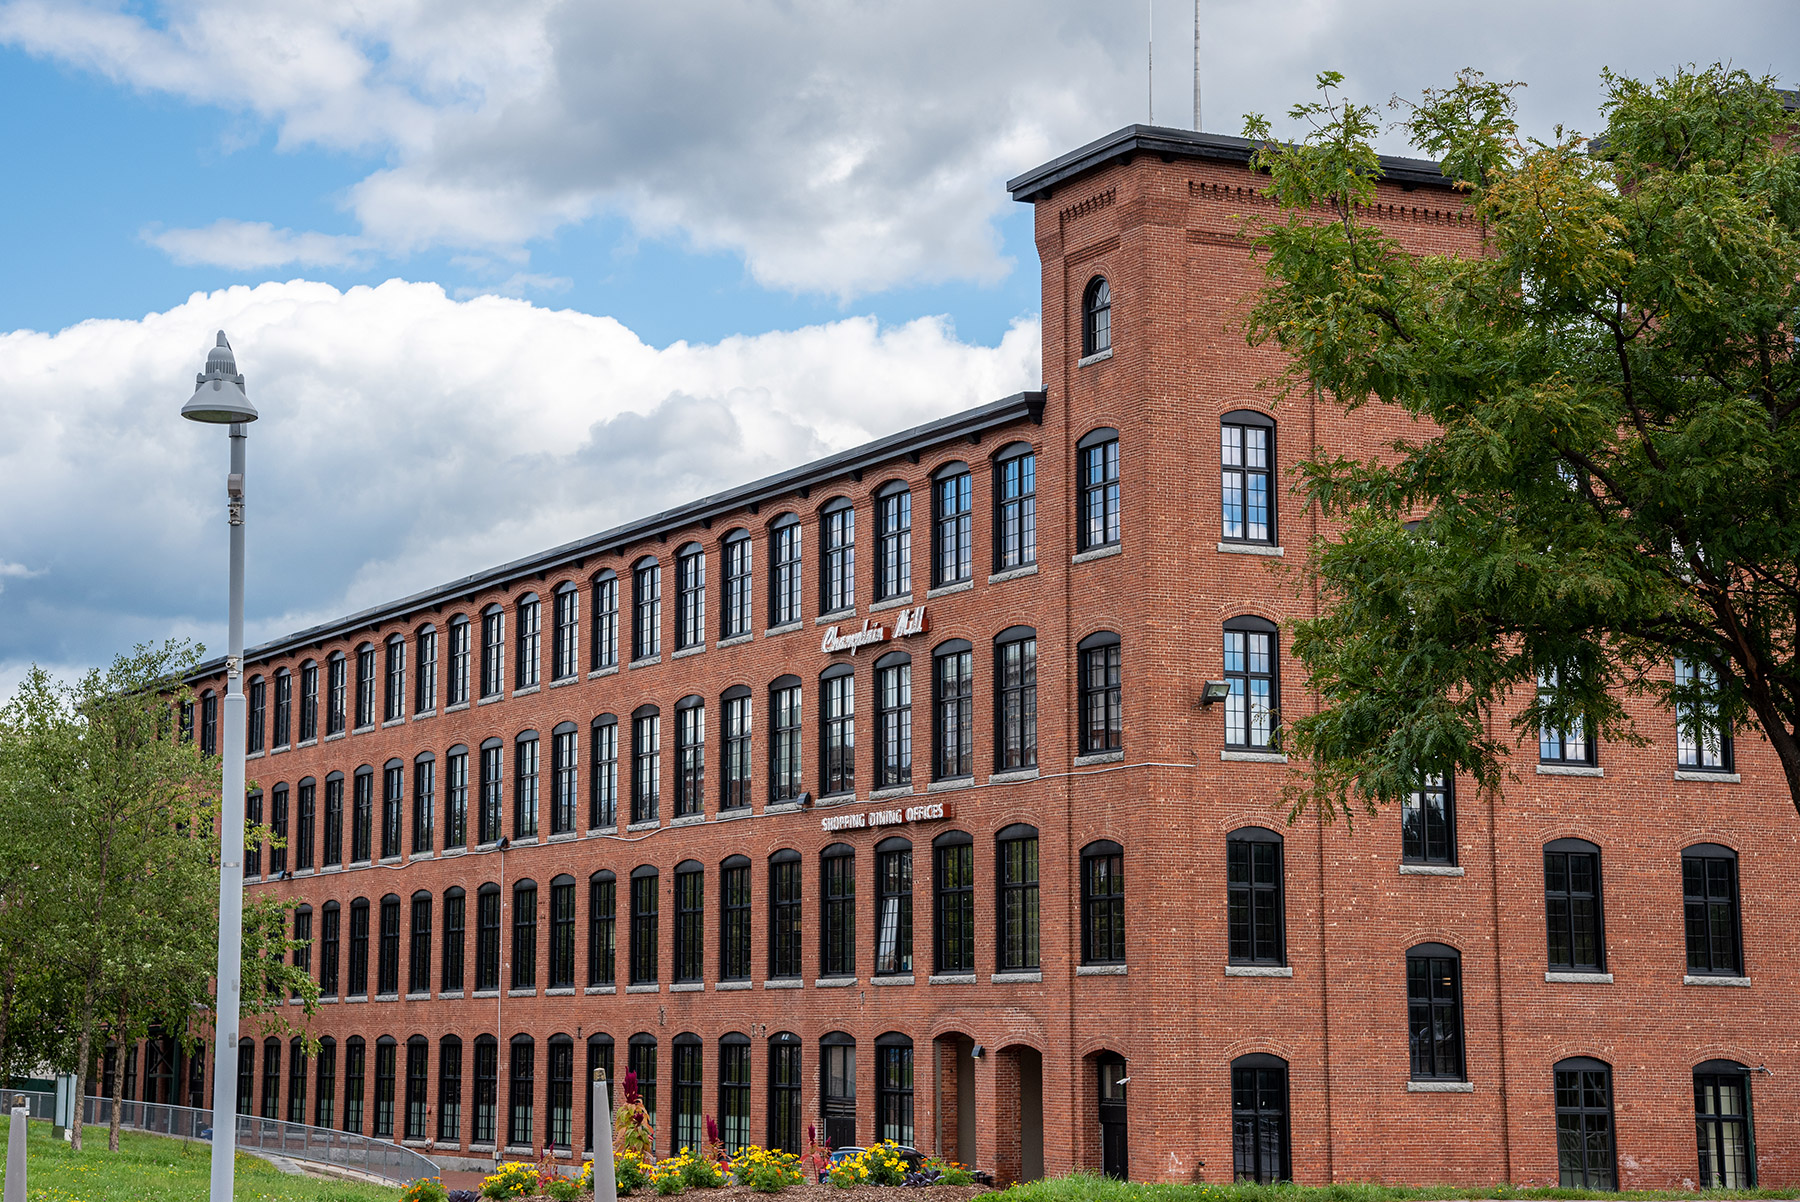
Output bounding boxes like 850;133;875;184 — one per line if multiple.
299;661;318;742
769;852;801;979
1227;828;1284;966
247;791;263;877
343;1038;365;1133
514;732;540;839
875;1034;914;1147
200;689;218;754
476;884;501;992
272;669;291;747
508;1037;534;1148
1082;276;1111;356
628;1036;658;1135
1223;617;1276;749
1675;659;1731;770
447;616;471;706
585;1037;614;1152
591;572;619;671
1406;944;1464;1081
630;867;659;985
315;1038;336;1128
326;654;346;736
722;531;753;639
821;1036;856;1152
351;767;374;862
551;723;578;835
1078;428;1122;550
672;1036;702;1156
720;1036;751;1155
479;739;504;845
994;446;1037;570
722;688;752;810
295;778;315;870
373;1039;398;1138
875;654;912;788
633;558;661;661
378;894;401;995
512;879;538;990
480;607;505;699
998;826;1039;971
875;485;912;600
405;1039;428;1140
821;846;855;977
269;784;288;875
676;545;706;650
1231;1054;1290;1184
770;517;802;626
768;1034;801;1155
472;1037;498;1146
547;1037;573;1149
721;856;751;981
1695;1061;1755;1188
1683;844;1742;977
588;871;616;987
821;502;855;612
590;717;618;828
246;676;265;753
290;901;309;981
549;875;576;989
1545;838;1605;972
1079;632;1123;754
674;863;704;983
1402;774;1455;865
1555;1058;1616;1189
996;629;1037;771
821;668;855;796
442;887;465;993
1221;411;1276;544
552;584;580;680
770;677;802;802
260;1039;280;1119
1538;666;1593;764
933;641;974;780
408;892;432;994
515;594;541;689
384;635;407;721
632;706;661;824
1081;840;1124;965
675;698;705;818
355;644;377;727
415;625;437;713
932;464;972;587
875;839;913;976
381;760;404;859
934;833;974;974
438;1038;463;1143
412;754;435;854
320;902;341;996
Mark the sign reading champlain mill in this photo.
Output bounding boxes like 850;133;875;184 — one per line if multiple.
162;122;1800;1191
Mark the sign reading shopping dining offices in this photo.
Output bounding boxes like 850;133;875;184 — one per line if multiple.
819;605;929;654
820;800;955;834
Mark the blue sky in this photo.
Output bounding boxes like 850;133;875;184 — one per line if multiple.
0;0;1795;690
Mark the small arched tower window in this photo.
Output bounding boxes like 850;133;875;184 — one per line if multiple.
1082;277;1111;356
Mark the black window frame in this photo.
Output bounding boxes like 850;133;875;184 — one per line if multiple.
384;634;407;722
478;738;504;845
875;652;912;789
514;592;540;691
769;515;802;627
931;462;973;588
351;766;374;863
446;616;471;707
407;890;432;995
675;696;706;818
821;499;856;614
437;1037;462;1144
1222;616;1277;751
874;483;912;601
246;675;266;754
549;873;576;990
547;1035;574;1150
769;676;802;803
629;865;659;986
1406;943;1465;1082
511;878;538;990
1231;1053;1290;1184
272;668;291;748
551;583;580;681
1555;1057;1617;1189
676;543;706;651
411;752;435;854
441;887;465;993
475;883;501;992
995;627;1037;771
632;558;661;662
1078;631;1123;755
507;1035;534;1148
820;843;855;978
355;643;377;728
767;1033;801;1155
550;722;578;836
722;530;753;639
1081;838;1124;966
1082;276;1111;356
631;705;660;825
1694;1059;1756;1188
1544;837;1605;972
298;660;318;743
932;639;974;781
326;654;346;736
1227;827;1285;967
721;686;752;811
1401;773;1456;866
1538;665;1596;766
997;825;1039;971
1077;427;1121;551
1675;658;1733;771
720;1034;751;1155
1682;843;1743;977
480;607;505;700
768;850;801;980
590;572;619;671
514;731;540;839
933;831;974;974
993;443;1037;571
415;624;437;713
674;861;704;983
875;1032;914;1147
874;836;913;977
1220;410;1276;546
377;893;401;996
721;855;751;982
380;758;404;860
588;870;617;987
590;715;618;829
820;665;855;797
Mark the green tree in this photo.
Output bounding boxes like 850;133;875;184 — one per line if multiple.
1240;66;1800;820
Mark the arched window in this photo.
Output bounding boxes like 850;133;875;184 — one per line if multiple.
820;1031;857;1150
246;789;264;878
672;1032;703;1155
632;705;661;825
630;865;660;985
674;861;704;983
875;651;912;788
348;765;373;862
479;605;506;699
1682;843;1742;976
628;1033;659;1129
722;529;753;639
272;667;292;748
414;622;437;714
441;887;465;992
546;1034;574;1149
632;556;662;662
875;836;913;976
931;461;973;587
768;849;802;979
588;870;617;987
325;652;347;736
261;1036;281;1119
1081;839;1123;966
472;1035;498;1144
291;902;311;980
591;713;619;829
721;685;752;810
1544;838;1605;972
475;883;502;992
1406;943;1464;1082
994;442;1037;571
676;543;707;650
1078;631;1122;754
1695;1059;1755;1187
247;674;266;754
478;737;504;844
820;498;856;613
269;782;289;875
549;874;576;989
298;659;319;742
437;1036;463;1143
551;581;580;681
515;592;541;690
1230;1054;1290;1183
585;1034;614;1151
384;632;407;722
381;757;405;859
719;1033;751;1154
997;825;1038;971
373;1036;397;1137
1082;276;1111;356
343;1036;366;1133
769;676;803;803
874;482;912;601
932;639;974;780
514;729;540;839
590;570;619;671
507;1034;535;1148
377;893;401;995
1222;617;1277;750
320;900;341;996
1077;427;1121;551
412;750;436;854
354;642;378;727
721;855;752;981
314;1036;337;1128
295;776;316;871
347;896;371;996
875;1032;915;1146
200;688;219;754
995;626;1038;771
675;696;706;818
1554;1057;1616;1188
1221;410;1276;545
769;515;803;627
407;890;432;994
1227;828;1283;966
404;1036;429;1140
820;665;855;797
551;721;579;835
511;878;538;990
820;844;855;978
933;830;975;974
446;615;471;706
767;1032;801;1153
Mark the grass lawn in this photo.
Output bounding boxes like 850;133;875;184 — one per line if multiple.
0;1116;398;1202
977;1174;1798;1202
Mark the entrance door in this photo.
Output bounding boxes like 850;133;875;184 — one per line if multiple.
1231;1055;1290;1183
823;1041;857;1150
1097;1056;1127;1180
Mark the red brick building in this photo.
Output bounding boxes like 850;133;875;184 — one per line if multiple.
159;126;1797;1188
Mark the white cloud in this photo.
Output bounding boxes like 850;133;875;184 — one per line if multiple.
144;220;373;270
0;279;1039;680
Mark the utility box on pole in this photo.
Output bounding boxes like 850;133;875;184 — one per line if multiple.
52;1075;77;1142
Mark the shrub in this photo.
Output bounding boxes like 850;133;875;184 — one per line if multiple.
650;1152;690;1195
401;1179;450;1202
615;1150;652;1194
480;1162;540;1199
577;1160;595;1192
544;1178;581;1202
828;1142;909;1189
680;1149;725;1189
729;1145;804;1194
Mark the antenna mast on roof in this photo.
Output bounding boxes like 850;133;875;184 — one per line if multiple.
1146;0;1154;124
1193;0;1202;130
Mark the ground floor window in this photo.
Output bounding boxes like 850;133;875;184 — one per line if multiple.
472;1037;498;1145
508;1037;534;1148
1556;1058;1616;1190
876;1035;914;1147
1231;1054;1289;1184
822;1035;856;1152
630;1035;658;1135
721;1037;751;1155
674;1036;703;1155
769;1034;801;1155
1695;1061;1754;1188
548;1037;574;1149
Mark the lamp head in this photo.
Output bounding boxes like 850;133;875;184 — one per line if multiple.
1200;680;1232;706
181;331;258;424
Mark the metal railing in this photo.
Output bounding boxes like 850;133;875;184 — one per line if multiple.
14;1090;439;1186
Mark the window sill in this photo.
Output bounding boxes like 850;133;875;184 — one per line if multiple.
507;988;536;998
1072;544;1122;564
989;767;1039;784
1399;864;1464;877
626;983;660;994
382;717;407;729
1537;763;1603;777
549;677;579;690
715;980;752;991
871;974;915;986
514;684;540;697
1217;542;1284;557
380;855;404;865
1222;749;1288;763
296;738;318;749
1407;1081;1474;1093
814;608;857;626
589;825;619;836
717;633;753;649
471;990;499;1000
1675;769;1740;782
269;744;289;755
546;831;577;843
671;645;706;660
403;1140;431;1149
765;621;802;637
414;708;437;719
1077;347;1114;367
1073;750;1124;767
344;995;368;1004
815;793;860;808
814;976;857;988
477;695;503;707
1076;964;1127;977
868;595;916;614
991;971;1041;984
469;1144;496;1155
1684;974;1751;987
764;978;802;990
324;731;347;742
353;724;378;736
670;982;703;992
988;563;1040;584
626;820;660;832
409;850;434;861
628;656;661;670
765;801;805;814
441;846;468;857
868;786;914;801
439;992;464;1001
584;985;616;995
318;864;343;873
444;701;471;714
406;992;430;1001
588;666;619;680
927;777;976;793
926;580;974;599
375;993;400;1003
1546;971;1613;984
319;995;338;1004
545;987;576;997
715;807;751;822
1225;965;1293;978
670;814;705;827
928;973;976;985
511;837;538;849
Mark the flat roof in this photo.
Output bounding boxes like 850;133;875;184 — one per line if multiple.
194;390;1046;678
1006;123;1455;202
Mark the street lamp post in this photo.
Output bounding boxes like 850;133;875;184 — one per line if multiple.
182;332;259;1202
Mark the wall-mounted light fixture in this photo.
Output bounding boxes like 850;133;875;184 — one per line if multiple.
1199;681;1231;706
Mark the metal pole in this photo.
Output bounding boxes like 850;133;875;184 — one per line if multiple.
592;1069;617;1202
1193;0;1202;130
5;1095;26;1202
208;424;249;1202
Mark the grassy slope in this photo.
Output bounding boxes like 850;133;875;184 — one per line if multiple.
975;1174;1797;1202
0;1117;398;1202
